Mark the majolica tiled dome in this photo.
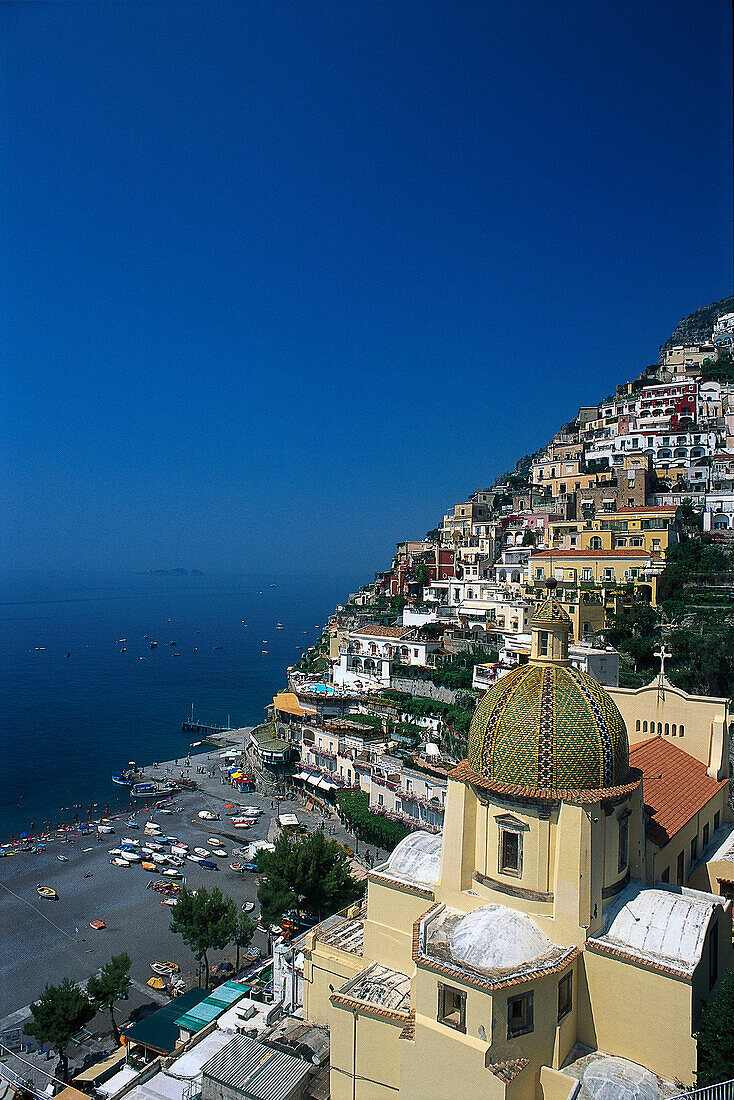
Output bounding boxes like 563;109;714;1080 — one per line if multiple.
467;662;629;791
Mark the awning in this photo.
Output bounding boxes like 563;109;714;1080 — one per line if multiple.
306;775;321;786
319;780;338;791
294;771;311;782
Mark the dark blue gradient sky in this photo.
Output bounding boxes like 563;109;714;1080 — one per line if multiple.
2;1;731;577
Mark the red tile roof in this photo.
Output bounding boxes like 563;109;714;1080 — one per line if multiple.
353;625;412;638
630;737;729;847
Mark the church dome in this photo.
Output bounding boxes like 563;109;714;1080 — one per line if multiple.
467;660;629;792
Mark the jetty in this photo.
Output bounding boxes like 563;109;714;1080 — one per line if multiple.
181;719;231;737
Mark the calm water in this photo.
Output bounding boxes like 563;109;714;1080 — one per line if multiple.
1;570;357;840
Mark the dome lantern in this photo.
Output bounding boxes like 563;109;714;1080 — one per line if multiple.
530;578;571;665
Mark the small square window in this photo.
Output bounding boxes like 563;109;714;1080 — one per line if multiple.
557;973;572;1022
507;991;534;1038
437;983;466;1032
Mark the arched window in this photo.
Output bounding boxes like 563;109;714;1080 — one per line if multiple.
636;719;641;731
672;724;677;736
665;723;669;735
643;721;648;732
658;722;663;734
680;724;685;736
590;536;602;550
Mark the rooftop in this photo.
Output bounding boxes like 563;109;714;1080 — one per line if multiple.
202;1033;311;1100
175;981;251;1033
122;988;210;1054
374;830;442;889
424;904;570;982
317;912;365;956
589;882;724;976
629;737;728;847
352;624;412;638
335;963;411;1014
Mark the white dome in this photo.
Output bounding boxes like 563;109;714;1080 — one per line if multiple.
578;1056;660;1100
426;903;563;977
381;831;442;887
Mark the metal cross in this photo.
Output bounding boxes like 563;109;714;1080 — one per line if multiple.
654;644;672;680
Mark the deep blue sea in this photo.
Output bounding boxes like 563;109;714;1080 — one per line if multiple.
1;570;358;840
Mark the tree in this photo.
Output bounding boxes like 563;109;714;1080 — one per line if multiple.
414;562;428;587
231;912;257;970
86;953;131;1045
170;887;236;988
257;830;363;926
25;979;95;1080
521;529;536;547
695;969;734;1086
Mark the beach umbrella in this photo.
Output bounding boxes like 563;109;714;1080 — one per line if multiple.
20;833;29;839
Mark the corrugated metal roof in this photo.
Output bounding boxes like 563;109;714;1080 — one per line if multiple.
202;1034;309;1100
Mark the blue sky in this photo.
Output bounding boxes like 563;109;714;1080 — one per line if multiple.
2;1;731;578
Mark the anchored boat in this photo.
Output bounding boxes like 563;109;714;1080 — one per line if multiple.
37;885;57;900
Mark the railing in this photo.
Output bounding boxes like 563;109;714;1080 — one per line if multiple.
671;1081;734;1100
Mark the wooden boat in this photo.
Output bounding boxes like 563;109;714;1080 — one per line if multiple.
200;860;217;870
187;854;204;863
162;868;182;877
89;920;106;930
57;854;69;862
197;810;218;820
97;824;114;834
193;847;209;857
142;861;157;871
111;857;130;866
151;961;173;975
37;885;57;899
241;900;255;912
131;782;177;798
211;848;227;858
206;837;220;845
229;862;244;872
161;897;177;906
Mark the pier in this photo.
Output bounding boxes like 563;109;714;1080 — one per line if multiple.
181;720;231;737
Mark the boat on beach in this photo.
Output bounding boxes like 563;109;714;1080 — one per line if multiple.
89;920;106;930
193;847;209;857
37;886;57;899
131;782;177;798
142;861;157;871
57;854;68;862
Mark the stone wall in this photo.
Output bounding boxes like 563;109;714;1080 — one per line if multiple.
390;676;460;704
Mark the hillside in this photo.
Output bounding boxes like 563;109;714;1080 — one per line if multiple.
659;294;734;355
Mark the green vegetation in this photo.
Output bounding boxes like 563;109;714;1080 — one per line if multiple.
337;790;413;850
86;953;131;1045
293;634;330;674
393;645;496;690
700;349;734;382
231;911;257;970
376;687;478;757
603;535;734;698
257;829;363;926
695;969;734;1086
170;886;237;988
25;979;95;1080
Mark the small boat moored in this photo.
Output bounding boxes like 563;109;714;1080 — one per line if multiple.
37;885;57;900
89;920;106;930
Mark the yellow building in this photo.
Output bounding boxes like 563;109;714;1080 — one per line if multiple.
303;591;732;1098
548;506;679;557
529;548;660;603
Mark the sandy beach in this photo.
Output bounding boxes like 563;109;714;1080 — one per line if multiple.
0;746;360;1023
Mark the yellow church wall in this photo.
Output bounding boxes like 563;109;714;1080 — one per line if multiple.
302;938;366;1027
692;853;734;897
539;1066;580;1100
329;1004;405;1100
609;682;729;780
401;1017;512;1100
580;950;697;1086
437;778;477;897
689;912;733;1031
362;879;433;973
652;794;728;888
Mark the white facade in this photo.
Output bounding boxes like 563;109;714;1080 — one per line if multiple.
703;492;734;532
480;636;620;687
333;627;439;690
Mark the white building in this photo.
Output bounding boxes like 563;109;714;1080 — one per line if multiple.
333;624;440;690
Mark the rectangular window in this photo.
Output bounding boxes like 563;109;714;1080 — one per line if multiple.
709;921;719;990
499;828;523;876
691;836;698;865
539;631;549;657
661;867;670;883
715;812;721;833
557;973;572;1022
437;983;466;1032
703;823;709;849
618;816;629;873
507;991;534;1039
676;850;685;886
582;568;593;581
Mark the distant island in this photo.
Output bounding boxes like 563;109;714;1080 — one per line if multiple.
138;568;204;576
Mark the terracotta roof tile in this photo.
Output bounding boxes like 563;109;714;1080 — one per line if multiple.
488;1059;530;1083
353;625;412;638
629;737;729;847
